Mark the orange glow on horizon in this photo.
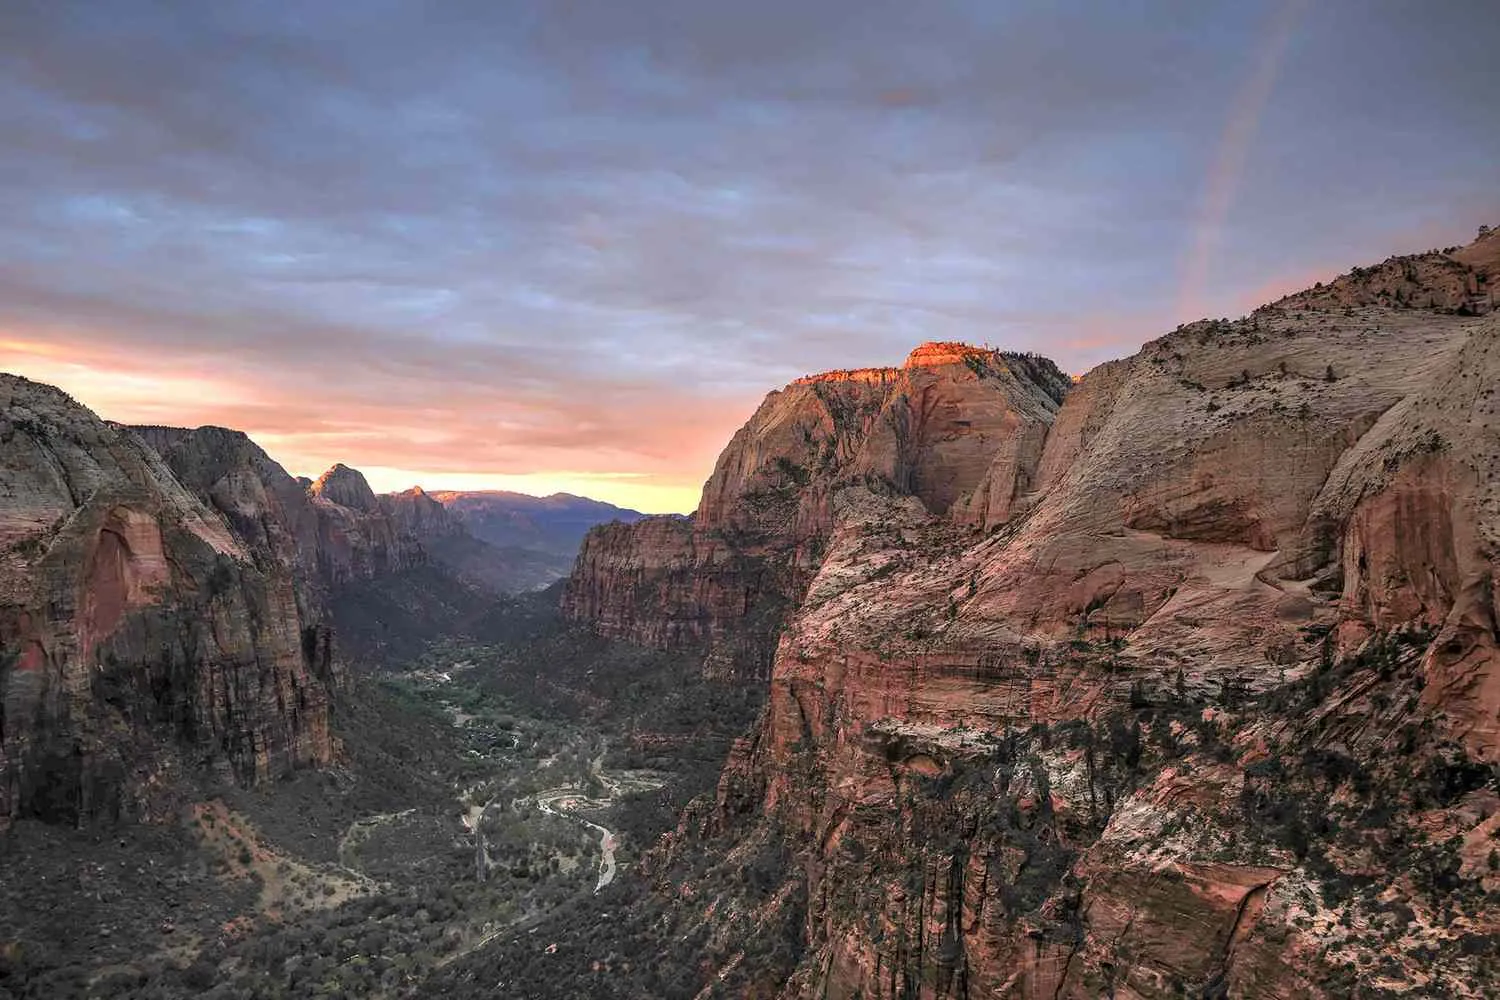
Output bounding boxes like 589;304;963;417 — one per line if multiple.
0;334;706;514
350;466;700;514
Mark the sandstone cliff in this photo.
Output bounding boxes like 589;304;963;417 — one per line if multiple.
308;464;426;585
132;425;326;592
0;383;337;829
132;428;442;597
562;344;1071;677
570;228;1500;997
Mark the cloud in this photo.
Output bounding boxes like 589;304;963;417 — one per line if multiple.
1;1;1496;511
0;332;749;511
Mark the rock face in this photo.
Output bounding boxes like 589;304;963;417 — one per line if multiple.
384;486;574;594
383;485;461;542
132;425;324;591
134;429;427;594
562;345;1071;677
310;462;380;512
570;228;1500;996
0;384;337;828
308;465;426;585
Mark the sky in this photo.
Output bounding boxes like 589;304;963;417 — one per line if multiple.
2;1;1496;513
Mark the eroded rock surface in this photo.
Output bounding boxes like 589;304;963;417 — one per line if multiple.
1;383;336;828
562;344;1071;677
568;228;1500;997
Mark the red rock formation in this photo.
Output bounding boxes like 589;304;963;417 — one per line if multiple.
134;427;434;594
308;464;426;585
580;228;1500;997
562;346;1071;676
311;462;380;511
1;382;336;828
132;424;325;589
383;485;461;540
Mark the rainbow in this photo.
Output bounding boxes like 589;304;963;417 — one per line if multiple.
1177;0;1309;324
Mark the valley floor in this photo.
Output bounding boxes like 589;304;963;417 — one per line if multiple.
0;598;761;1000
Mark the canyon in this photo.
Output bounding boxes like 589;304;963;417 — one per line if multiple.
0;406;636;832
547;226;1500;998
1;225;1497;1000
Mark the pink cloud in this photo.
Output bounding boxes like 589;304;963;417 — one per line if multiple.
1;331;757;513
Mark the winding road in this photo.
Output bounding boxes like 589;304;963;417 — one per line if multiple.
533;789;618;892
459;744;652;893
436;683;663;895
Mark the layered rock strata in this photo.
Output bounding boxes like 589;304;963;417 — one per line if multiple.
576;228;1500;996
562;344;1071;677
1;384;337;828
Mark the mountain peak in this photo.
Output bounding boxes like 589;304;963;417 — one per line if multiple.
902;341;991;368
311;462;378;511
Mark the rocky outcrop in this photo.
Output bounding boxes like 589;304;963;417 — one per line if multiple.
574;230;1500;996
1;381;336;829
133;428;428;594
132;425;325;589
1283;224;1498;316
311;462;380;512
307;466;425;586
562;514;791;677
379;486;537;593
1311;327;1500;760
382;486;462;542
562;345;1071;676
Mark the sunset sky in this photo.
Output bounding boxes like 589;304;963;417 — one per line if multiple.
2;1;1496;513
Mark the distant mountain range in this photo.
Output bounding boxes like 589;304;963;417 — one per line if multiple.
425;490;649;589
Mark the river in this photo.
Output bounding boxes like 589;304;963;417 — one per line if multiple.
453;721;657;893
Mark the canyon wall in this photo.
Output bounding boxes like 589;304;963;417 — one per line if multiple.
0;400;511;829
574;229;1500;997
0;385;340;828
308;463;428;585
562;344;1071;677
132;430;434;594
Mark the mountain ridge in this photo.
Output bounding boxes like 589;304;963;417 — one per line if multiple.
551;224;1500;998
